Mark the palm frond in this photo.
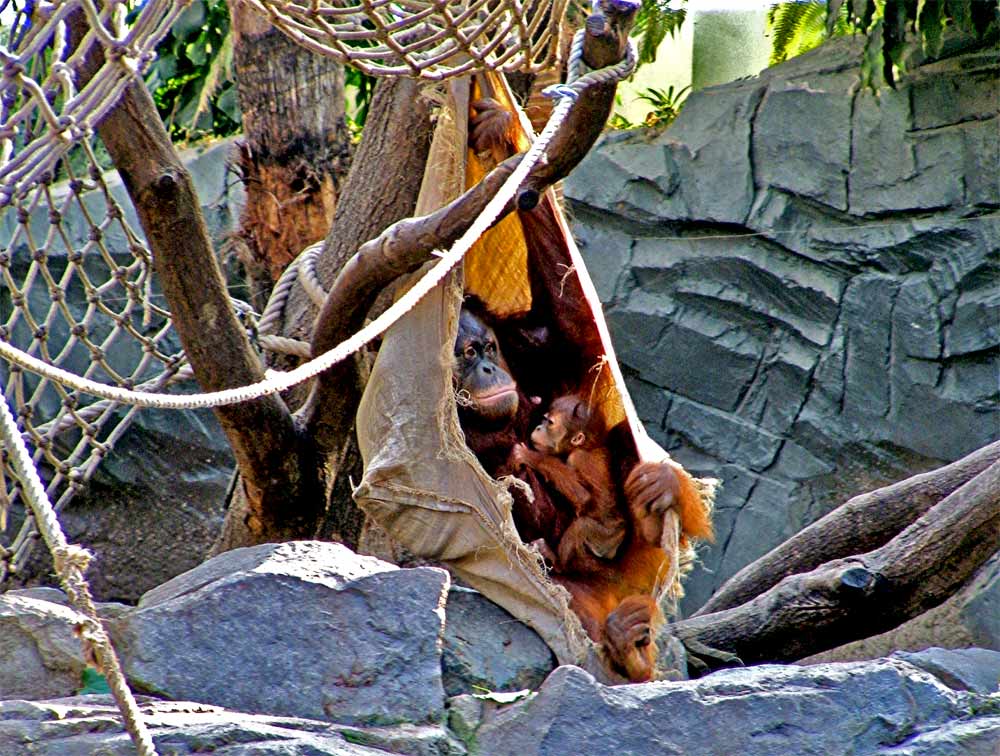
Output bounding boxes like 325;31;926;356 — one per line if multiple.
632;0;686;67
187;29;234;130
768;2;827;66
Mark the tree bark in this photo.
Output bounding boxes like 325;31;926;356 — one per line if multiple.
697;440;1000;616
229;0;351;307
70;13;323;548
667;455;1000;675
218;74;437;550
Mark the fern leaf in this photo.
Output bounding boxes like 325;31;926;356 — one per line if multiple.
188;29;233;130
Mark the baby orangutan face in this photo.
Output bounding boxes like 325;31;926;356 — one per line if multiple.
530;396;589;456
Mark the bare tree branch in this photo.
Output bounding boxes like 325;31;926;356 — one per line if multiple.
669;457;1000;675
71;13;322;545
697;440;1000;616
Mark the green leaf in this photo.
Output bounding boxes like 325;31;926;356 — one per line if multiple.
155;52;177;80
827;0;846;35
186;41;207;68
851;0;877;29
769;2;828;66
917;0;944;57
970;0;999;37
173;1;207;42
216;85;240;124
79;667;111;695
631;1;685;67
860;17;886;93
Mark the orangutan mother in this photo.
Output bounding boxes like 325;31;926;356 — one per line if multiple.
454;301;713;681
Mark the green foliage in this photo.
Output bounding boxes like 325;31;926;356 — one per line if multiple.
143;0;239;140
768;2;858;65
828;0;999;90
78;667;111;695
632;0;687;66
345;66;376;137
636;84;690;126
609;84;689;129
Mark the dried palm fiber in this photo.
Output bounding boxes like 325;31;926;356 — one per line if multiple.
355;71;716;676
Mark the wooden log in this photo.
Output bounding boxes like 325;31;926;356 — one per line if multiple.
668;458;1000;674
70;13;322;545
697;441;1000;616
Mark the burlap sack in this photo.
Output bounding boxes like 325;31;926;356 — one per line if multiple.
354;73;714;671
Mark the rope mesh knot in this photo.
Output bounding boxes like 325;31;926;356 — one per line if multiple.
243;0;571;81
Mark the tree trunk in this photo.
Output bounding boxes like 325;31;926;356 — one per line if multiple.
216;74;437;551
697;440;1000;616
229;0;351;308
69;12;323;550
668;450;1000;675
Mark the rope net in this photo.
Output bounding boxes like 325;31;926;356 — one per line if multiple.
0;135;197;582
243;0;570;80
0;0;203;581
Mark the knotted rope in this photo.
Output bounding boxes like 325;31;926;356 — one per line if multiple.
0;391;158;756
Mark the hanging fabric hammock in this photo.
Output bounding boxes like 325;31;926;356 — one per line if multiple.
354;72;716;676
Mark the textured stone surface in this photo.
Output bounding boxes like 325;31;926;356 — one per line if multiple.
476;661;1000;756
892;648;1000;696
565;38;1000;621
441;586;556;697
113;541;451;726
0;588;135;702
0;696;453;755
0;592;88;701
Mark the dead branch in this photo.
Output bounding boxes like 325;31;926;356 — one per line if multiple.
697;440;1000;616
668;457;1000;675
71;13;322;543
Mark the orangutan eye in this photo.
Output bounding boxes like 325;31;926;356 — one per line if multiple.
485;342;496;356
464;345;477;360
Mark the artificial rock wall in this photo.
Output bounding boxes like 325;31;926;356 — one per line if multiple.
565;37;999;614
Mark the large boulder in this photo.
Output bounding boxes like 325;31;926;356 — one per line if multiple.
441;586;556;697
112;541;451;727
0;590;89;701
0;696;464;755
565;38;1000;621
476;654;1000;755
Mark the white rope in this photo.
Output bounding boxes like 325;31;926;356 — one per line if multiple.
0;392;158;756
0;35;636;412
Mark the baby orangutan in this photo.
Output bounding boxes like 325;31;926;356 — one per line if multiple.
511;395;626;575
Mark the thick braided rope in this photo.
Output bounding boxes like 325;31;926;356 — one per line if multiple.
0;393;157;756
0;35;636;411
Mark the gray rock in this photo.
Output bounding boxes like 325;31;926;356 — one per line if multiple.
0;696;440;755
878;716;1000;756
0;587;134;702
337;724;466;756
0;592;88;700
962;556;1000;648
565;36;1000;638
114;541;450;726
893;648;1000;696
477;661;1000;756
446;695;484;745
441;586;556;697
